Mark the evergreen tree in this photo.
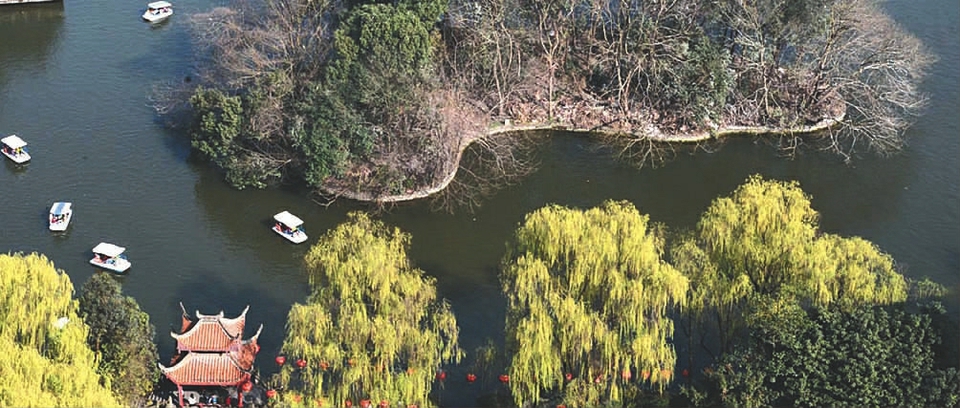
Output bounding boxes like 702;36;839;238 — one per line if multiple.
79;272;160;406
701;300;960;408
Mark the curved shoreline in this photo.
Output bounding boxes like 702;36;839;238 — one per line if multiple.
322;115;843;203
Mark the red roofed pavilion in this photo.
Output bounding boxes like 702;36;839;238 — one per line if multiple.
160;304;262;407
174;305;250;352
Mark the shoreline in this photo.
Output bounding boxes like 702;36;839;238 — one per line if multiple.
321;115;843;203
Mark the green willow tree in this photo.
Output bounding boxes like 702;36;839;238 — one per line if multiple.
78;272;160;406
672;175;908;353
502;201;689;407
0;253;120;408
276;213;461;407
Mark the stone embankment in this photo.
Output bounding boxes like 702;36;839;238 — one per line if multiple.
324;114;843;203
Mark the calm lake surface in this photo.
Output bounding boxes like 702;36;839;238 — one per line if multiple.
1;0;956;404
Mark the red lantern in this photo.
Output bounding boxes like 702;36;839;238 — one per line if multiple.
379;401;389;408
466;373;477;383
564;372;573;381
317;399;325;407
241;381;253;392
297;359;307;369
359;399;371;408
621;370;632;380
594;375;602;384
436;370;447;381
344;400;352;407
406;368;415;375
682;369;689;378
266;389;277;399
498;374;510;383
320;361;329;370
275;356;287;366
641;370;651;381
348;359;356;366
293;395;302;403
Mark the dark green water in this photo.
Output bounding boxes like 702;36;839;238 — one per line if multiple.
1;0;956;405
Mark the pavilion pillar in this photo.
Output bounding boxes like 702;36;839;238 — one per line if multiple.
177;384;184;407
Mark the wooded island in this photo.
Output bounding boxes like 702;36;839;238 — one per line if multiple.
157;0;931;202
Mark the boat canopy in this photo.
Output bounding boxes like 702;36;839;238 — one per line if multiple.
1;135;27;149
51;202;72;215
92;242;126;257
274;211;304;228
147;1;172;9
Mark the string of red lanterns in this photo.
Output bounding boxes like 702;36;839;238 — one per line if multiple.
271;353;698;403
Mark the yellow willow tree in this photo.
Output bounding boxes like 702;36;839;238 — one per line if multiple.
277;213;461;407
672;175;908;353
0;253;120;408
502;201;689;407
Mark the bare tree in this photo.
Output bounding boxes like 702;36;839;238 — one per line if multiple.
713;0;933;157
444;0;530;119
191;0;336;89
820;0;934;157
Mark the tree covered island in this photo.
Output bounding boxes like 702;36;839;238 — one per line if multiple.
162;0;933;201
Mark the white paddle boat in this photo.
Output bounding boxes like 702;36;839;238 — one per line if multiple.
49;202;73;232
90;242;131;273
1;135;31;164
273;211;308;244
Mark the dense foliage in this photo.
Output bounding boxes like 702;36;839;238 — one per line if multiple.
187;0;448;192
78;272;160;406
0;253;120;407
276;212;461;407
501;201;689;406
672;175;907;353
699;301;960;408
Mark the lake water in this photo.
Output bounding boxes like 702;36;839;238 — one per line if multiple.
1;0;956;405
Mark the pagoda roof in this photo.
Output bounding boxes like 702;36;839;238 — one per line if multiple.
172;305;250;352
159;346;255;386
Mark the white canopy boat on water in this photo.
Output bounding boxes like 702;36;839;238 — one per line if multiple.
90;242;131;273
142;1;173;23
49;202;73;232
1;135;31;164
273;211;308;244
